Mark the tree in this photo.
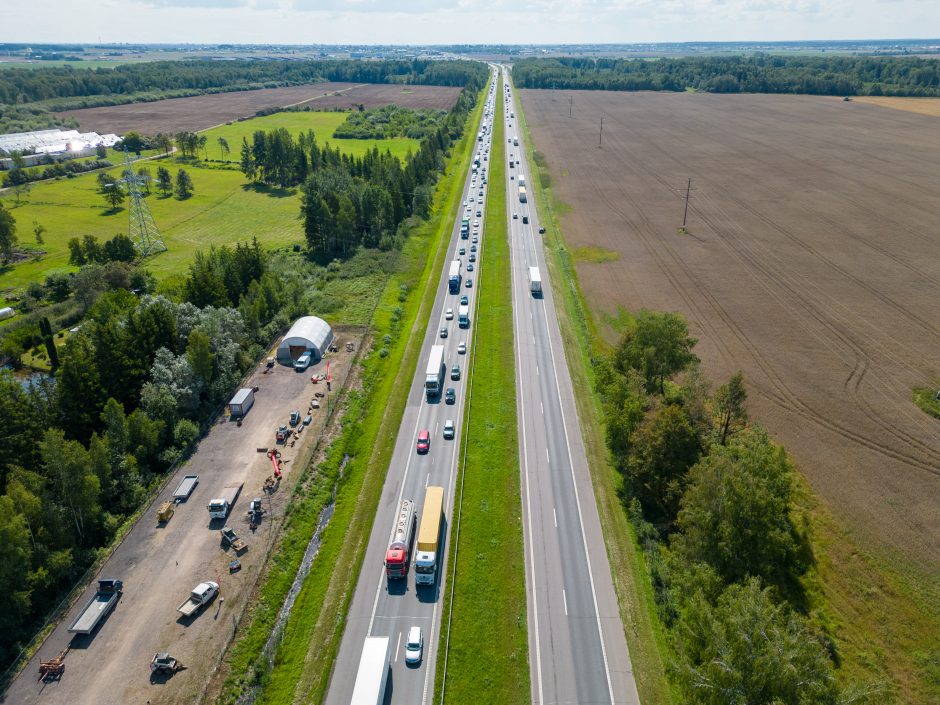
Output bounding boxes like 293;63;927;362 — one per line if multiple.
217;136;230;160
39;429;101;545
0;495;32;636
103;234;137;263
239;137;256;181
184;250;228;308
615;310;698;394
156;167;173;197
98;174;124;211
713;371;747;445
197;134;208;160
120;131;145;154
0;201;17;260
32;221;45;245
154;133;173;156
186;328;215;397
95;144;108;159
136;167;152;195
673;579;838;705
45;272;71;302
55;333;106;442
82;234;104;263
67;237;86;266
674;427;807;592
175;169;193;199
626;403;702;522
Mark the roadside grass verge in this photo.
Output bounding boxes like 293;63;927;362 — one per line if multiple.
513;83;676;705
214;85;488;705
435;85;529;705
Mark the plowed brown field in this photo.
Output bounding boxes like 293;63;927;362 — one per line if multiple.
520;89;940;565
57;83;461;135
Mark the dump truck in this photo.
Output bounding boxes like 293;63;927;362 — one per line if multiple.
68;579;123;634
350;637;390;705
176;581;219;617
529;266;542;295
385;499;416;580
207;482;243;519
220;527;247;552
173;475;199;502
415;486;444;586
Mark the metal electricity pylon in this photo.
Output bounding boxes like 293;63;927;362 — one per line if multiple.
121;149;165;258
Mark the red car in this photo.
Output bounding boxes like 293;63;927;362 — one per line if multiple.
416;429;430;454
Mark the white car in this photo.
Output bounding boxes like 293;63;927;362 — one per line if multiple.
458;341;467;354
445;308;454;320
405;626;423;665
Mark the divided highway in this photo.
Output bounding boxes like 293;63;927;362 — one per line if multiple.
501;69;642;704
324;72;499;705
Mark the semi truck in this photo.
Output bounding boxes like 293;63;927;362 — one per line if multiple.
415;486;444;586
517;174;526;189
519;186;527;203
177;581;219;617
448;260;462;294
529;266;542;296
425;345;445;400
207;482;243;519
68;579;123;634
458;304;470;328
460;217;470;239
350;637;390;705
385;499;416;579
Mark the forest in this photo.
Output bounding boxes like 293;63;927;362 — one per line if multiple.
0;63;485;676
332;105;448;140
512;54;940;96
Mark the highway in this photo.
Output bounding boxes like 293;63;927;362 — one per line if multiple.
324;71;499;705
501;69;642;704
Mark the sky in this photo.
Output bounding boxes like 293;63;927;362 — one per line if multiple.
2;0;937;45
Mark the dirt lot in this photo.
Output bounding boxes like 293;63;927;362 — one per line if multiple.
854;96;940;118
56;83;461;135
520;89;940;567
4;336;360;705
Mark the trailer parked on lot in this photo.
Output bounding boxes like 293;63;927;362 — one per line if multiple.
68;579;123;634
173;474;199;502
228;388;255;417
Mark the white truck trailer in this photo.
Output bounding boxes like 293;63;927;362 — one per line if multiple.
425;344;445;400
207;482;243;519
458;304;470;328
68;579;123;634
350;636;390;705
529;266;542;295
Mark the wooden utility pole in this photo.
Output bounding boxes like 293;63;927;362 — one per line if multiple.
599;116;604;147
569;96;573;118
682;178;693;227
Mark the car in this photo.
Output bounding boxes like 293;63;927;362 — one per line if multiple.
459;246;465;255
467;262;474;271
479;190;484;196
451;364;461;380
510;174;514;180
512;212;518;219
445;308;454;320
465;278;473;288
471;244;477;252
508;137;512;142
303;414;312;426
476;210;482;217
293;351;314;371
523;215;529;224
472;235;478;243
469;253;476;263
474;220;480;228
289;410;301;426
477;197;483;204
405;626;424;664
443;420;455;439
440;326;448;338
460;295;469;305
416;430;430;454
445;388;456;404
539;226;546;234
458;341;467;354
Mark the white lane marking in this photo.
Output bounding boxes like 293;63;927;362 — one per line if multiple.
426;472;430;488
563;589;568;616
395;631;402;662
536;364;539;377
546;448;550;464
553;507;557;528
540;401;544;416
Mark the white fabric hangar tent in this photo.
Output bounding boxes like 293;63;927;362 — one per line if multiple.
277;316;334;363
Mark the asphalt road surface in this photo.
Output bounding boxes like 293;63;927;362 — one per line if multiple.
324;72;499;705
502;68;642;705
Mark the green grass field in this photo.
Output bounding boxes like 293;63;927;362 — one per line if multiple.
200;111;419;162
436;86;529;705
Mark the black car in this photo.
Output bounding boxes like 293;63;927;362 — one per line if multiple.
451;364;461;380
445;388;456;404
539;226;546;234
440;326;448;339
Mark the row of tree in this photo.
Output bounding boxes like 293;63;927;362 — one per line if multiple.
513;54;940;97
0;59;487;106
597;310;870;703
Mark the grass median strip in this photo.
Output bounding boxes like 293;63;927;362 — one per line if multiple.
214;86;488;705
435;86;530;705
513;82;676;705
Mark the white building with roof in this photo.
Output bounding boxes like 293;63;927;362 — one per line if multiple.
276;316;334;364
